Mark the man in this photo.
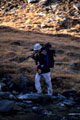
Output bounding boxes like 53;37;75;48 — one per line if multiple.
31;43;53;95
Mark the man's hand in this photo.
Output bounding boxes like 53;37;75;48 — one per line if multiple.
30;52;36;58
37;69;42;74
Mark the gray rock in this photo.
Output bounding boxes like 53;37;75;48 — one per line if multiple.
32;106;43;113
68;113;80;116
73;3;80;11
39;0;49;5
62;90;77;98
63;99;76;107
42;109;52;115
0;100;15;112
18;93;52;103
1;76;14;91
19;74;31;93
20;5;26;9
56;49;64;54
27;0;39;3
0;92;11;98
71;62;80;71
57;93;67;101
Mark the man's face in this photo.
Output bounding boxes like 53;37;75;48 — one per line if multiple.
35;49;41;53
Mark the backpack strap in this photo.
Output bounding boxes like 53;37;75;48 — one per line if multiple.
46;53;49;67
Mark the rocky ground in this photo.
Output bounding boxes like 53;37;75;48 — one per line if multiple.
0;0;80;120
0;0;80;37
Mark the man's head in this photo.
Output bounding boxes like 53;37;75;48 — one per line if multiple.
34;43;42;52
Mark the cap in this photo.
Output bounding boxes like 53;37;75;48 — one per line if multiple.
34;43;42;51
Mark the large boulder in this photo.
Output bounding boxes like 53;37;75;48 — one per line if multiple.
18;93;53;103
0;100;15;112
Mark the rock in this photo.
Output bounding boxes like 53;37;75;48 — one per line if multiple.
27;25;32;29
57;93;67;101
1;76;15;91
62;90;77;98
5;3;18;12
56;49;64;54
67;52;80;58
73;3;80;11
19;74;31;93
60;17;72;29
0;82;4;91
41;24;47;28
18;93;52;103
20;5;26;9
42;109;52;115
40;24;53;28
0;84;1;91
37;12;46;16
74;92;80;104
0;100;15;112
13;102;23;111
71;62;80;71
1;76;20;93
50;4;58;9
11;41;21;46
32;106;43;113
39;0;50;6
63;99;76;107
27;0;39;3
68;113;80;116
0;92;11;98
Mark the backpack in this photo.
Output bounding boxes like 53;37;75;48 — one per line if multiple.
42;43;55;68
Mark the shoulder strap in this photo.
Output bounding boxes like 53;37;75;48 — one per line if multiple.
46;53;49;66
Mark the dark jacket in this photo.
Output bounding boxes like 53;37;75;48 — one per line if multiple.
32;49;50;74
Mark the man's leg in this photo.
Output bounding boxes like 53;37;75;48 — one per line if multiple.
35;72;42;93
42;72;53;95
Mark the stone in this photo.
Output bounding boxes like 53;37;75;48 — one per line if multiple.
74;92;80;104
27;0;39;3
63;99;76;107
41;24;47;28
0;92;10;98
71;62;80;71
60;17;72;29
62;90;77;98
68;113;80;116
19;74;31;93
1;76;21;93
0;100;15;112
18;93;52;103
56;49;64;54
32;106;43;113
20;5;26;9
73;3;80;11
42;109;52;115
57;93;67;101
39;0;50;6
11;41;21;46
67;52;80;58
1;76;16;91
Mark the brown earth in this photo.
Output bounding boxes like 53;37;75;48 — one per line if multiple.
0;26;80;93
